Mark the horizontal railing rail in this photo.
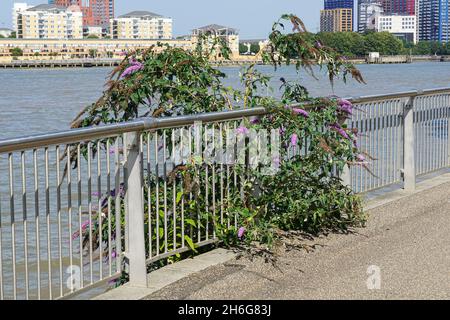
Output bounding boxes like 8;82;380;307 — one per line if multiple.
0;87;449;300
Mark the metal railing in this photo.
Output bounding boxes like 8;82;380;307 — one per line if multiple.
0;88;449;300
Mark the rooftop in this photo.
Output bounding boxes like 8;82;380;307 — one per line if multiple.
27;4;66;12
193;24;238;32
118;11;166;19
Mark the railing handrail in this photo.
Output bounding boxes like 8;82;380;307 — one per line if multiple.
0;107;266;153
1;86;450;154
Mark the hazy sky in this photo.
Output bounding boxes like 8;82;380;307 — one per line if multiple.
0;0;323;38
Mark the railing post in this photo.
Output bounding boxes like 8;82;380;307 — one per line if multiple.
124;131;148;288
341;165;351;188
403;95;416;192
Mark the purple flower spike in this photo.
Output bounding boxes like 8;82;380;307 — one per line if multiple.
356;154;366;162
292;108;309;118
120;61;144;79
338;99;353;115
236;126;249;135
238;227;246;239
330;124;350;140
81;220;90;231
291;133;298;146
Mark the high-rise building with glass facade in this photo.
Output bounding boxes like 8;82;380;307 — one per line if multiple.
324;0;355;9
379;0;416;14
417;0;450;42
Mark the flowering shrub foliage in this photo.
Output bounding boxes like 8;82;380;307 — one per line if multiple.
71;15;368;278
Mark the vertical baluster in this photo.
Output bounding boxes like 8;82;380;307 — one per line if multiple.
114;138;122;273
77;144;84;289
106;140;112;276
67;146;73;292
56;146;63;297
154;132;160;256
87;142;93;284
180;128;185;249
21;151;29;299
172;130;177;250
97;141;103;280
163;130;168;253
44;148;52;299
220;123;224;226
8;153;17;299
146;133;152;258
212;126;216;239
204;126;209;241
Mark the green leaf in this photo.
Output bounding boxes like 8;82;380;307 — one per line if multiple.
184;235;197;252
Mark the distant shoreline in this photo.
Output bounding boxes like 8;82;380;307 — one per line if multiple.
0;55;449;70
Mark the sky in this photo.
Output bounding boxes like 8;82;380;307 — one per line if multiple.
0;0;323;38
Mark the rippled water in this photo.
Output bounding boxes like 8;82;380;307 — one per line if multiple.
1;62;450;140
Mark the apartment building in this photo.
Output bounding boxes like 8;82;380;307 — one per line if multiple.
110;11;172;40
417;0;450;42
16;4;83;39
320;8;354;32
12;3;34;33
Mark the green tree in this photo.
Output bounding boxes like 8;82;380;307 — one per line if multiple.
86;34;99;39
364;31;404;55
8;31;16;38
317;32;366;57
88;49;97;58
10;47;23;57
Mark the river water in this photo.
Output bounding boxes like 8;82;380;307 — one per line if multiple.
1;62;450;139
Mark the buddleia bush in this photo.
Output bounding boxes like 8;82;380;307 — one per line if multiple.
71;15;368;275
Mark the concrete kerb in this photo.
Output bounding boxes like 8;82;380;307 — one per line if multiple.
93;248;237;300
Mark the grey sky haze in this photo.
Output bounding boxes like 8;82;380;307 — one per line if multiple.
0;0;323;38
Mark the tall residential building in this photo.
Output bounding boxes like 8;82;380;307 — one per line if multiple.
12;3;33;33
110;11;172;40
49;0;114;26
16;4;83;39
320;8;354;31
324;0;355;9
381;0;416;14
358;0;384;32
417;0;450;42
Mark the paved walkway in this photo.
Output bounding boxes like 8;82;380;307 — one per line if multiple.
144;177;450;300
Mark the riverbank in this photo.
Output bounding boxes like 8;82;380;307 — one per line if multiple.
2;55;449;69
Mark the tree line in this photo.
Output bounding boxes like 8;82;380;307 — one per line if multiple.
317;31;450;57
238;31;450;57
